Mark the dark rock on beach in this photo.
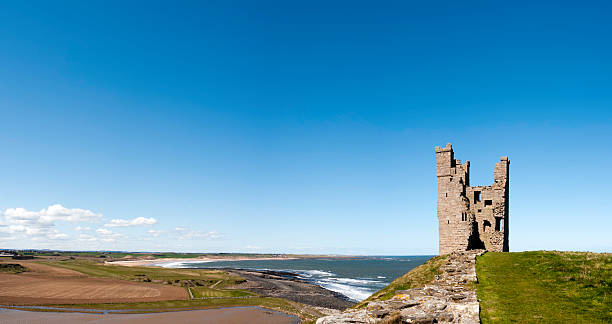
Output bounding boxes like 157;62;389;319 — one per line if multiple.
226;268;355;310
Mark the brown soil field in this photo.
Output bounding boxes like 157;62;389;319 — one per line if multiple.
0;261;187;305
7;261;85;277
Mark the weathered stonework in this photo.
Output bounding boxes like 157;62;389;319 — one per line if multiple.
436;144;509;255
316;250;486;324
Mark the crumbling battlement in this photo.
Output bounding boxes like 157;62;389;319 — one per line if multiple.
435;144;509;254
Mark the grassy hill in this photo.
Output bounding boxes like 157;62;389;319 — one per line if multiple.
355;254;448;308
477;251;611;323
356;251;611;323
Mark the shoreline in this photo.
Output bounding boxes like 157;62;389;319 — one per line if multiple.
106;258;354;308
105;256;299;267
225;268;355;310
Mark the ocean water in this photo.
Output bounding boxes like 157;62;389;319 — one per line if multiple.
160;256;433;302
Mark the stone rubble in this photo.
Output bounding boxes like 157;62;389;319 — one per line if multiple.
316;250;485;324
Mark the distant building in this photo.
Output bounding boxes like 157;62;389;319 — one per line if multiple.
435;144;509;254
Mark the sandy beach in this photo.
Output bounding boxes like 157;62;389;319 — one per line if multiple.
0;307;299;324
106;256;298;267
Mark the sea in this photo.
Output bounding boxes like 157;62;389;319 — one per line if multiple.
158;256;433;302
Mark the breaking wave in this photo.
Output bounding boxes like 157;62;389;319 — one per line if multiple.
156;256;432;302
290;270;387;302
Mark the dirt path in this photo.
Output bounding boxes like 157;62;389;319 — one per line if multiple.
209;280;223;288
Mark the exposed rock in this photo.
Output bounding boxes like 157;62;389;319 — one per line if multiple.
316;250;485;324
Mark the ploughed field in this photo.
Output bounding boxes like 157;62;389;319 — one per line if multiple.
0;257;333;322
0;261;188;304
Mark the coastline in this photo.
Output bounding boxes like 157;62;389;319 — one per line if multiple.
225;268;354;310
109;255;431;303
105;256;299;267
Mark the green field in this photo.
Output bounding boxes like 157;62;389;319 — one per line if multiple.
477;251;611;323
33;259;322;322
38;259;243;283
18;250;296;260
190;286;255;298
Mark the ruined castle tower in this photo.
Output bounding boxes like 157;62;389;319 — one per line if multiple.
435;143;509;254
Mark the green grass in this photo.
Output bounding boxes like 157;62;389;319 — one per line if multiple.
354;255;442;308
190;287;255;298
23;251;139;258
31;259;323;321
477;251;612;323
36;260;253;299
0;263;28;273
51;297;323;321
37;259;243;284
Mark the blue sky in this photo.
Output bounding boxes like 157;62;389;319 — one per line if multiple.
0;1;610;254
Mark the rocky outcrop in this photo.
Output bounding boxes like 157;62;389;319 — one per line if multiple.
316;250;485;324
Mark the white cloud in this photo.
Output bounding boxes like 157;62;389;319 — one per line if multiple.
78;234;98;242
174;227;220;240
104;217;157;227
94;228;124;242
47;232;69;240
75;226;91;231
2;204;101;226
0;204;98;242
148;229;163;237
96;228;113;235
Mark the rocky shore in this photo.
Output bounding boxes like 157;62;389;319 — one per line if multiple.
227;269;355;310
316;250;485;323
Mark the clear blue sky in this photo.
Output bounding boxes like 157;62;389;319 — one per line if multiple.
0;1;610;254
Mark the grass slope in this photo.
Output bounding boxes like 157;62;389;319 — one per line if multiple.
477;251;611;323
355;255;444;308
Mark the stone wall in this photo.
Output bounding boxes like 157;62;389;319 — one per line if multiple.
316;250;486;324
435;144;509;254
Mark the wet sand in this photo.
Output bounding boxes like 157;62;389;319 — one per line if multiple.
0;307;299;324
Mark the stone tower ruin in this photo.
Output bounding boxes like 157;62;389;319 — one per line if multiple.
435;143;509;254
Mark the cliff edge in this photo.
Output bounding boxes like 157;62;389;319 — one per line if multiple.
317;250;485;324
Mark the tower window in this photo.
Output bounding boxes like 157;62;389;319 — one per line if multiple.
483;220;491;232
474;191;481;203
485;200;492;206
495;217;504;231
